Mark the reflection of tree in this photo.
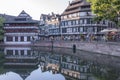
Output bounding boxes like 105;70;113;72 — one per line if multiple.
91;63;119;80
0;49;5;73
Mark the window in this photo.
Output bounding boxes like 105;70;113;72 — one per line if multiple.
15;50;19;55
84;27;87;32
72;27;78;32
20;50;24;55
84;19;87;24
79;19;83;24
61;22;65;26
87;18;91;24
79;12;86;16
68;21;71;25
65;21;68;26
15;36;18;41
21;36;24;41
80;27;83;32
75;27;78;32
94;27;97;32
6;50;13;55
67;28;72;33
27;50;31;56
71;21;73;25
5;24;9;26
81;5;90;9
62;28;67;33
76;20;79;25
73;20;76;25
6;36;13;41
87;27;93;32
27;36;31;41
71;13;77;17
103;20;106;24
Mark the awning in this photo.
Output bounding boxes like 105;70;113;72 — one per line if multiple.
100;28;120;33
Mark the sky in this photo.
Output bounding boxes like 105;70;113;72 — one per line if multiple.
0;0;72;20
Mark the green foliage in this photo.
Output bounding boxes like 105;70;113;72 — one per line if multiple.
0;48;5;73
0;53;5;65
91;66;119;80
0;67;4;74
87;0;120;27
0;17;5;40
0;52;5;74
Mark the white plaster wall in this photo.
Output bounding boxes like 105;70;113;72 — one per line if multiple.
4;42;31;45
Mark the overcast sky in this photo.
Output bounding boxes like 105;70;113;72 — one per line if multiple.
0;0;72;20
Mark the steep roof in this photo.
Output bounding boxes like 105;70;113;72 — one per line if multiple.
4;10;39;23
40;13;60;21
62;0;90;15
40;14;51;21
0;14;16;21
18;10;31;18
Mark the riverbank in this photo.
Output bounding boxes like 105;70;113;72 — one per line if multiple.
1;41;120;57
33;40;120;57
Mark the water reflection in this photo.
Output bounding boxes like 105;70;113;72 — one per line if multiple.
0;46;120;80
0;71;23;80
25;65;65;80
4;46;39;68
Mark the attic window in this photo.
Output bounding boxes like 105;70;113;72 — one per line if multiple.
15;18;26;21
81;5;90;9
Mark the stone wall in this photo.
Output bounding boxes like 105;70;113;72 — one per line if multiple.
34;41;120;57
33;46;120;69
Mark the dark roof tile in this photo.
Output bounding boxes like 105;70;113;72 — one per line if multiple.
62;0;90;15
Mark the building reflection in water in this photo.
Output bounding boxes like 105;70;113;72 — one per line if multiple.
4;46;39;68
3;46;38;79
1;46;120;80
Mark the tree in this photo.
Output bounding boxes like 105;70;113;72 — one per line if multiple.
0;17;5;41
87;0;120;27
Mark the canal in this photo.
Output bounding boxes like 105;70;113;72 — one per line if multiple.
0;46;120;80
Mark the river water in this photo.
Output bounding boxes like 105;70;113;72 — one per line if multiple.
0;46;120;80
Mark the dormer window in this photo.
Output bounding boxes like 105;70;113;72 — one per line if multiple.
15;18;26;21
81;5;90;9
16;10;32;21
